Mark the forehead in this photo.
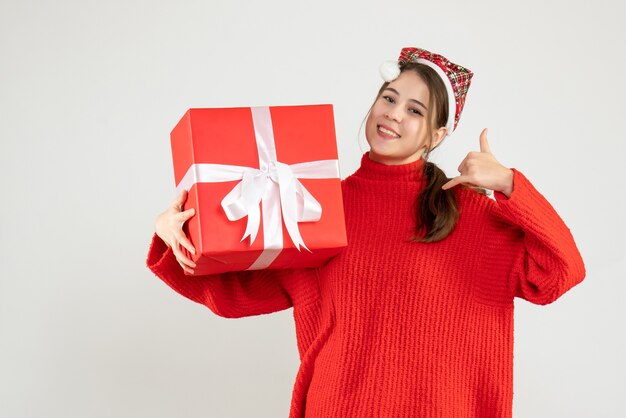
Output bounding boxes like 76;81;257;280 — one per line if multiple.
386;71;430;102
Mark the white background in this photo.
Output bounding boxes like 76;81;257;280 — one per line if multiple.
1;0;624;417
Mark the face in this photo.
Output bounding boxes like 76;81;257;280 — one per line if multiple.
365;70;446;165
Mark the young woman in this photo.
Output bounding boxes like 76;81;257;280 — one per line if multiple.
147;47;585;418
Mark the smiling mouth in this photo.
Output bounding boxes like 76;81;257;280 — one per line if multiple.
378;125;400;138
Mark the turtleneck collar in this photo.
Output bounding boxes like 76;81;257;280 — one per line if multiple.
353;152;427;182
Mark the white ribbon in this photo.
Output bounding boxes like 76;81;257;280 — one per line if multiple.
175;106;340;270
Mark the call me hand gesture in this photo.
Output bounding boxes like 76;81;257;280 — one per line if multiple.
441;128;514;197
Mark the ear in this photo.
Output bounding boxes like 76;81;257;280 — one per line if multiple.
430;126;447;149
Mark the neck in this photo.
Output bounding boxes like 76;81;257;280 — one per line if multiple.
353;152;427;182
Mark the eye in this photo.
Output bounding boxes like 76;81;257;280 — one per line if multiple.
382;95;395;103
410;108;423;116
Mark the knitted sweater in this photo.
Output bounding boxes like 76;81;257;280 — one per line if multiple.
146;152;586;418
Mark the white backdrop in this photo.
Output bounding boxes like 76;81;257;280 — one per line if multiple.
1;0;624;417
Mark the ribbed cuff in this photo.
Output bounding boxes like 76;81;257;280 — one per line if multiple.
146;232;182;276
491;168;558;230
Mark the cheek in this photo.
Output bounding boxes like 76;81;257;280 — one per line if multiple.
366;102;385;127
365;112;376;134
370;100;385;117
404;121;428;144
409;120;426;135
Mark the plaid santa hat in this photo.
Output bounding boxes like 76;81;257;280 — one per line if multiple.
379;47;473;136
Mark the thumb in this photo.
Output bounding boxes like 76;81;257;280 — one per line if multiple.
479;128;492;154
173;189;187;209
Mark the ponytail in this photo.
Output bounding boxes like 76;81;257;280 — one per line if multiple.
410;161;458;243
411;161;488;243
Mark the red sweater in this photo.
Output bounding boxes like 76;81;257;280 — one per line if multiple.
146;152;585;417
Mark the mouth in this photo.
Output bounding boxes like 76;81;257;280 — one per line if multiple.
377;124;400;139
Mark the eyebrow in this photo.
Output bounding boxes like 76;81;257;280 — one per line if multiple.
384;87;428;111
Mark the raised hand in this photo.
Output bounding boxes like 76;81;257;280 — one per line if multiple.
155;189;197;274
441;128;514;197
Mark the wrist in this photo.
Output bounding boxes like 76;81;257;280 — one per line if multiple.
500;169;514;197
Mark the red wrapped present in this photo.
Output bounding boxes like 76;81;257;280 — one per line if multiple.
170;104;347;275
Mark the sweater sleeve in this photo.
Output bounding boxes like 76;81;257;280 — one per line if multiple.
146;233;320;318
489;168;586;305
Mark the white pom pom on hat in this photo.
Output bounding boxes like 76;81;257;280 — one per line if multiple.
379;60;401;82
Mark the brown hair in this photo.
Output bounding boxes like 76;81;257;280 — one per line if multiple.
367;62;486;243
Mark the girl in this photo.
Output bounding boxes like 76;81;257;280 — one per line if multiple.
147;47;585;418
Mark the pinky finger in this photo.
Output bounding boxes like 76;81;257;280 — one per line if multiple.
177;259;194;274
441;178;458;190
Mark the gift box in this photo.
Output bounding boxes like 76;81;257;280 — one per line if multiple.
170;104;347;275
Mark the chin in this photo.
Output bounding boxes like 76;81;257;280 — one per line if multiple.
370;149;424;165
368;149;400;164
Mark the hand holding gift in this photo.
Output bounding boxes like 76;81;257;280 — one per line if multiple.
155;189;197;274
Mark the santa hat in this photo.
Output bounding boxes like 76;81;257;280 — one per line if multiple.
379;47;473;136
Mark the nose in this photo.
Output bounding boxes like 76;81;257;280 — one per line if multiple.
384;109;401;122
